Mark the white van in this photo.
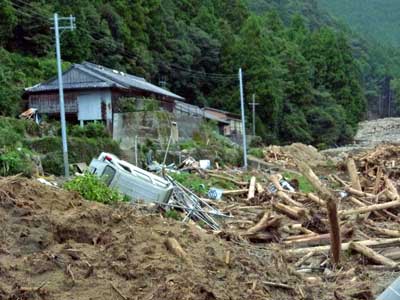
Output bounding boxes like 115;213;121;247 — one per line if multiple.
89;152;174;204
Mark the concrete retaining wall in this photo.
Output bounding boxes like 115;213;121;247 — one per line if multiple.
113;111;204;162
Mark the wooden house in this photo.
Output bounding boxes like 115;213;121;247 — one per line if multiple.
24;62;184;131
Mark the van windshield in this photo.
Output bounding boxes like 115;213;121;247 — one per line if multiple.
101;165;116;186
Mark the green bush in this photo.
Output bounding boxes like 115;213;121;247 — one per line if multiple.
249;147;264;159
0;117;41;148
69;122;109;138
64;173;125;204
41;151;64;176
0;148;34;176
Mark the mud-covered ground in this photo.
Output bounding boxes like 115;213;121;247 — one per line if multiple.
0;177;395;300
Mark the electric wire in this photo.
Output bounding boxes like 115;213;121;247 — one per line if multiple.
8;2;239;83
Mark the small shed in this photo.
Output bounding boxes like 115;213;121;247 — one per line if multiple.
202;107;243;137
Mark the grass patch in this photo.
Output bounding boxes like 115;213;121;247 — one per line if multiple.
283;171;315;193
64;173;127;204
164;209;182;221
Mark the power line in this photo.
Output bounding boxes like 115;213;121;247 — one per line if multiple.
11;0;51;22
10;4;237;83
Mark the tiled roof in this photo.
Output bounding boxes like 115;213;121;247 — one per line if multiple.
25;62;184;100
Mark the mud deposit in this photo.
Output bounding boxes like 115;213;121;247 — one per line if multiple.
0;177;391;300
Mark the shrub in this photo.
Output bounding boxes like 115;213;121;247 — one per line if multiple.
0;148;34;176
69;122;109;138
41;151;64;176
249;147;264;159
64;173;125;204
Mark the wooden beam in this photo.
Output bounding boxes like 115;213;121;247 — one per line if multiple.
244;214;282;236
273;202;305;220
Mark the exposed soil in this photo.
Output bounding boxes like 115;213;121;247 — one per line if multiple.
0;176;395;300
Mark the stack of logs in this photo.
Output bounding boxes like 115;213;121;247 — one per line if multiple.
216;148;400;270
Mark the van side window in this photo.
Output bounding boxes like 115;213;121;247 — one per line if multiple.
101;166;116;186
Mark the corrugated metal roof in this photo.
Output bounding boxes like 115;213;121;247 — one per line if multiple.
25;62;184;100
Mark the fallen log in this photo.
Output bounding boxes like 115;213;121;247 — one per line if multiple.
295;251;316;267
273;202;306;220
286;237;400;256
263;281;293;290
283;227;352;247
373;167;382;194
339;200;400;216
349;242;398;268
276;191;304;207
364;222;400;237
384;177;399;197
351;196;399;221
385;190;399;201
269;174;283;191
307;193;326;208
347;158;362;191
284;233;319;242
287;224;316;235
345;186;376;199
247;176;256;200
222;189;248;196
248;232;276;243
381;248;400;260
296;160;341;265
244;213;282;236
256;183;265;194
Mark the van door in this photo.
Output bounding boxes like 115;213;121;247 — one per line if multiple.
101;165;117;186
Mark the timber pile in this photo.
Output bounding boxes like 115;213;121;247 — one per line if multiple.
196;144;400;298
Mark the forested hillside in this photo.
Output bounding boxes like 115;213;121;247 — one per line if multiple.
316;0;400;119
0;0;393;147
319;0;400;48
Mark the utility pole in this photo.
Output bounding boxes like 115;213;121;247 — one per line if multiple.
248;94;259;136
239;68;247;169
52;13;76;177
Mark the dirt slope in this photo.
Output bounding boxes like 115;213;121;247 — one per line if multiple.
0;177;311;300
1;176;394;300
